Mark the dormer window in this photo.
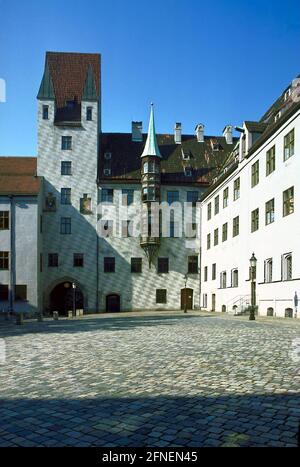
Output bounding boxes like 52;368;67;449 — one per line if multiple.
274;110;281;122
103;168;111;176
104;152;112;160
211;141;219;151
182;149;190;160
184;168;192;176
66;100;75;109
284;88;291;101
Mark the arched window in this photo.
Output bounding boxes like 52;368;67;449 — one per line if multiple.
143;162;148;173
282;254;292;281
264;258;273;283
232;269;238;287
267;307;274;317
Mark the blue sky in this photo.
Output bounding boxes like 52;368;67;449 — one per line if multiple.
0;0;300;156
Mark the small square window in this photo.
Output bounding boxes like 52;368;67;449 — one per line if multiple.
74;253;84;267
0;251;9;270
48;253;58;267
188;256;198;274
104;257;115;273
156;289;167;304
61;136;72;150
158;258;169;273
60;217;71;234
131;258;142;273
0;211;9;230
61;188;71;205
61;161;72;175
0;284;9;301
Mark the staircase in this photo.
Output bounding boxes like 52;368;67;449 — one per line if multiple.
226;294;255;315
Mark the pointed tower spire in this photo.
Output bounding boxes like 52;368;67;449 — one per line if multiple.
141;103;162;158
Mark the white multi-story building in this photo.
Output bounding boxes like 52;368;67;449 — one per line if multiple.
200;78;300;318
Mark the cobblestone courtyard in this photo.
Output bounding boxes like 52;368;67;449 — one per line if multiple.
0;312;300;447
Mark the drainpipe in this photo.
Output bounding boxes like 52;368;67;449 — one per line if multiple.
199;201;202;310
8;196;15;313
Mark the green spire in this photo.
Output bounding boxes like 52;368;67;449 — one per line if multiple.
37;61;55;100
141;103;162;158
82;65;97;100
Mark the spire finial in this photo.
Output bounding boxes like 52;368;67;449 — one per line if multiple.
141;103;162;158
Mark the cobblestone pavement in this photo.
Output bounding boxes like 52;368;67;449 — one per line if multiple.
0;312;300;447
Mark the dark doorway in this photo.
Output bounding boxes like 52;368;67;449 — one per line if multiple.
212;294;216;312
50;282;84;315
106;294;121;312
181;288;193;310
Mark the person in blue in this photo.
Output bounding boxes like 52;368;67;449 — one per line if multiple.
294;292;298;318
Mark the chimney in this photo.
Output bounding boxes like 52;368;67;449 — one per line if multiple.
132;121;143;142
174;122;182;144
223;125;233;144
195;123;205;143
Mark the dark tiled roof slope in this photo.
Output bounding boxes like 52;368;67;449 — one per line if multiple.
99;133;238;185
0;157;41;195
46;52;100;107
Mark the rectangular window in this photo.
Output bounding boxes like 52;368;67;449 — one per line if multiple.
251;208;259;232
0;211;9;230
0;251;9;270
266;146;276;176
42;105;49;120
233;177;240;200
284;129;294;161
204;266;208;282
203;294;208;308
222;222;228;242
223;187;229;208
131;258;142;273
156;289;167;304
214;195;219;215
167;191;179;205
61;161;72;175
61;188;71;205
220;271;227;289
48;253;58;267
104;257;115;273
207;202;211;220
251;160;259;187
214;228;219;246
207;233;211;250
0;284;9;301
15;285;27;301
188;256;198;274
283;186;294;217
60;217;71;234
282;253;292;281
264;258;273;283
122;189;134;206
86;107;93;121
61;136;72;150
101;188;114;203
73;253;84;267
233;216;239;237
212;263;216;281
265;198;275;225
158;257;169;273
187;191;199;206
231;269;238;288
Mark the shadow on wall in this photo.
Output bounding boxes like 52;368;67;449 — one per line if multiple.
41;181;133;315
0;393;299;447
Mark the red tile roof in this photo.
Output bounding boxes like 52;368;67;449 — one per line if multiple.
0;157;41;195
46;52;101;107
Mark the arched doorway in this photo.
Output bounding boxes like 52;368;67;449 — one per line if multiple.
50;281;84;316
106;294;120;312
181;288;193;310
